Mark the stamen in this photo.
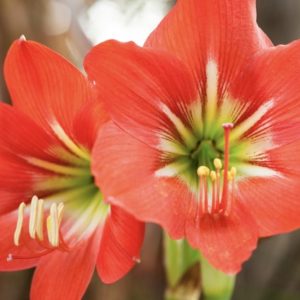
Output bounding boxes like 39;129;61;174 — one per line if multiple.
9;198;70;263
210;171;217;213
225;167;237;216
210;171;217;182
13;196;64;250
48;203;59;247
29;196;38;239
197;166;210;177
36;199;44;241
196;124;236;217
57;203;64;225
213;158;222;170
46;215;53;246
230;167;237;178
13;202;26;246
197;166;210;214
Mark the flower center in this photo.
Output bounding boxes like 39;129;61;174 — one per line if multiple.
155;60;278;217
196;124;237;216
156;110;236;191
8;122;107;261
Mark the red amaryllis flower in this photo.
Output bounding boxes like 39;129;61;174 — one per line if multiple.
0;38;144;299
85;0;300;273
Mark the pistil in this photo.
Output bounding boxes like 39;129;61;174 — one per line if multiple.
220;123;234;211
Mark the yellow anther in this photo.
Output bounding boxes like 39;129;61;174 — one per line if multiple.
230;167;237;178
46;215;53;246
29;196;38;239
13;196;65;249
49;203;59;247
14;202;26;246
197;166;210;177
227;171;233;181
36;199;44;241
214;158;222;170
210;171;217;182
57;202;64;225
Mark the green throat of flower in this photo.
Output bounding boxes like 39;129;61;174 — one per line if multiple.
158;117;238;216
9;122;108;261
155;60;276;216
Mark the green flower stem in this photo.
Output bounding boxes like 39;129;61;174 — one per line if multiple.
164;234;199;287
164;234;236;300
164;234;201;300
200;255;236;300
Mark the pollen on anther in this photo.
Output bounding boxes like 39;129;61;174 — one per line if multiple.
29;196;38;239
46;202;64;248
57;202;64;225
210;171;217;182
14;202;26;246
213;158;222;170
197;166;210;177
230;167;237;178
49;203;59;247
36;199;44;241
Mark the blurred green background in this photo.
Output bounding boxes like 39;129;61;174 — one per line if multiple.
1;0;300;299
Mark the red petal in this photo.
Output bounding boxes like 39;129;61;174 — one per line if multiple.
0;104;57;212
194;202;258;273
92;122;189;239
93;121;258;274
4;39;91;137
0;153;49;213
146;0;271;93
231;41;300;139
238;141;300;237
97;206;145;283
72;99;109;151
30;229;101;300
0;191;27;215
0;211;40;271
0;103;62;162
85;40;197;145
227;41;300;236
